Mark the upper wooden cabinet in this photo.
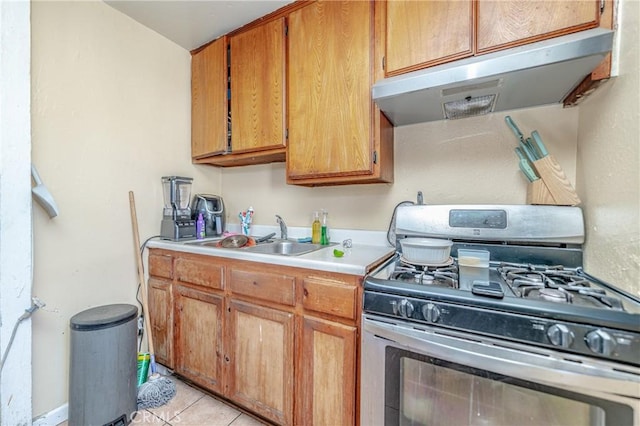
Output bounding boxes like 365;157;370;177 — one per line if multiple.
476;1;599;53
385;1;473;76
230;18;286;155
383;0;602;77
287;0;394;186
191;37;227;158
191;18;287;167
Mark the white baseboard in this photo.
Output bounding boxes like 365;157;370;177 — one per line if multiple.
32;403;68;426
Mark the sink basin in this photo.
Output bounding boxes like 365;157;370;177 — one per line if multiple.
243;240;333;256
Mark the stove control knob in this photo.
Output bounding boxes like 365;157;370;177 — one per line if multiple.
547;324;574;348
585;329;616;356
399;299;414;318
422;303;440;323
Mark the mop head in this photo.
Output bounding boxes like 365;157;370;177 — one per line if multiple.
137;374;177;409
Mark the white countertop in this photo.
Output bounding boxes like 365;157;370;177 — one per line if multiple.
147;225;396;276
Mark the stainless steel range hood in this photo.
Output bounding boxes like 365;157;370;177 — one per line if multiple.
373;28;614;126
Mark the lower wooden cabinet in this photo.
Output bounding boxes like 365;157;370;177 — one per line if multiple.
148;277;173;368
148;249;369;426
148;250;174;368
298;316;357;426
174;284;224;393
227;299;295;425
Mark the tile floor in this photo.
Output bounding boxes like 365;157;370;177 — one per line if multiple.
60;377;269;426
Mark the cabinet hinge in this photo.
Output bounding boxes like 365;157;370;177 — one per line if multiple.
373;150;378;164
600;0;605;14
285;25;288;36
382;56;386;71
285;129;288;140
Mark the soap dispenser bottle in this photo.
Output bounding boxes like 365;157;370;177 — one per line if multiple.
320;210;329;245
311;211;321;244
196;212;206;239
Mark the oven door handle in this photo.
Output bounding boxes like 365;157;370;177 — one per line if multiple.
364;317;640;400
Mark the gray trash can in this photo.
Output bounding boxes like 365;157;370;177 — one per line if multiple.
69;304;138;426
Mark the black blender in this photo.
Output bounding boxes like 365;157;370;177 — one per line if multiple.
160;176;196;240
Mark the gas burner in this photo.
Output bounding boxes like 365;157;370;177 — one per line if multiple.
497;263;626;310
390;263;458;289
537;288;571;303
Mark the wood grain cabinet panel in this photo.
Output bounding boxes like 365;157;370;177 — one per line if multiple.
227;299;294;425
287;0;393;186
175;257;224;290
229;268;295;306
476;1;599;53
302;277;357;320
385;0;602;75
191;37;228;158
298;316;357;426
148;277;173;368
230;17;286;154
160;250;371;426
174;284;224;393
148;251;173;280
385;0;473;76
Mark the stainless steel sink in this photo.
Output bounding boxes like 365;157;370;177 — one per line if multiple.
243;240;333;256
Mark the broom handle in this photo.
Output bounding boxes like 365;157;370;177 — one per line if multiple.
129;191;157;371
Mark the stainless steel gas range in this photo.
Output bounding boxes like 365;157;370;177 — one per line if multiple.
361;204;640;426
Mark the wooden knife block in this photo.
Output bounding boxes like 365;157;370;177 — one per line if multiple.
526;155;581;206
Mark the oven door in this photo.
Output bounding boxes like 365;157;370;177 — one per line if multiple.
361;314;640;426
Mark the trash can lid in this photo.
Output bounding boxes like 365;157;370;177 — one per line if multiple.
70;304;138;331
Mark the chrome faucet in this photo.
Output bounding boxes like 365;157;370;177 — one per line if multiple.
275;215;287;240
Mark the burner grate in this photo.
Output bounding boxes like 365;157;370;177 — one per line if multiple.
497;263;624;310
390;262;458;289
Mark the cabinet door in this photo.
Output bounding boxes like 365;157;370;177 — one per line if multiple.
227;299;294;425
230;18;286;154
148;277;173;368
477;1;599;53
287;1;375;181
191;37;228;158
385;0;473;76
174;284;224;393
298;316;357;426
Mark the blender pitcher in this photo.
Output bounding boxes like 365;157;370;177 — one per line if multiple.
161;176;196;240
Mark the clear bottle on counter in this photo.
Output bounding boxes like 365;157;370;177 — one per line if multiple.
196;212;205;239
320;209;329;245
311;211;321;244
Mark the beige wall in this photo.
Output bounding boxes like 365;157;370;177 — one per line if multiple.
577;0;639;297
30;0;220;416
221;106;579;231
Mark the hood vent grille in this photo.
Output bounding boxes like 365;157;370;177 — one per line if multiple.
443;94;497;120
373;28;614;126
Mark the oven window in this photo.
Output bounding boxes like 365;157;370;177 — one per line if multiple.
385;347;632;426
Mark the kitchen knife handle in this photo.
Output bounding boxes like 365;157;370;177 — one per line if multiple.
505;116;525;143
531;130;549;157
519;159;539;182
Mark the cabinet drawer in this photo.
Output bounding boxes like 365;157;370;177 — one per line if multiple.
302;278;357;320
230;269;295;307
149;252;173;279
175;257;224;290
